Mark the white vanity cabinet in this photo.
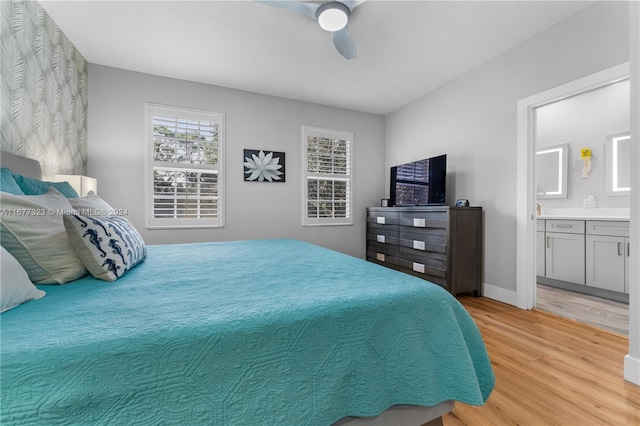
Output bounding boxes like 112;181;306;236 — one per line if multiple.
544;220;585;285
585;221;630;294
537;217;630;299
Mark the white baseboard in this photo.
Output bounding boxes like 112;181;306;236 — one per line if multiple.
482;283;517;307
624;355;640;386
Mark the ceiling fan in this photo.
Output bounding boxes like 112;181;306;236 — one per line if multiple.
258;0;366;60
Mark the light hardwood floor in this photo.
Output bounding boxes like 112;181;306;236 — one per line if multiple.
444;296;639;426
536;284;629;335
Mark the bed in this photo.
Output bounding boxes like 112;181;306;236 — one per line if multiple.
0;152;494;425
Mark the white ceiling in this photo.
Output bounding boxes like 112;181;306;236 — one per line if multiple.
39;0;593;115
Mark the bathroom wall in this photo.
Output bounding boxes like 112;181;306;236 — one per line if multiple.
535;79;630;210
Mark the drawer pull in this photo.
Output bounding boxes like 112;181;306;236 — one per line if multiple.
618;242;622;256
628;242;630;257
377;234;386;243
413;240;426;251
376;216;386;225
376;253;386;262
413;218;426;227
413;262;425;273
554;224;574;228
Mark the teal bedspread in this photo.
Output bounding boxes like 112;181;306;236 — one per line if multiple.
1;239;494;425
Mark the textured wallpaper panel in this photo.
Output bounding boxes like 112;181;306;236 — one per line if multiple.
1;0;88;177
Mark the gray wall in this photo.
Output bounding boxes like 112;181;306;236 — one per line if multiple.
0;0;88;177
384;1;630;294
87;65;385;258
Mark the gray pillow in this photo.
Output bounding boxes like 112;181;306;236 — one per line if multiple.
0;188;87;284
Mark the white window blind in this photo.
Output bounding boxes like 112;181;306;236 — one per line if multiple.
302;127;353;226
145;104;224;229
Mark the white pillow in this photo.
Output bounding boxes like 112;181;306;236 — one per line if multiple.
67;191;115;216
1;246;45;312
0;188;88;284
64;214;147;282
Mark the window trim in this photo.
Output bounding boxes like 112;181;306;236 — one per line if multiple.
301;126;354;227
144;102;225;229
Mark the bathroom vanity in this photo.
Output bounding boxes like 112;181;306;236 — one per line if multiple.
537;211;630;302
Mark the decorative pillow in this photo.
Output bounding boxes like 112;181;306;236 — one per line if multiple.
1;168;25;195
68;191;115;216
1;246;46;312
64;214;147;282
12;172;79;198
0;188;87;284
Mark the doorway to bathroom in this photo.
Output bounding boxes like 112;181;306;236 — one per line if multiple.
532;75;630;335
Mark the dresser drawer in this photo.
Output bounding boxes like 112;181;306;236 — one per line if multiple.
399;246;446;269
399;214;448;229
366;222;400;245
366;250;399;267
398;237;447;253
367;211;400;225
400;226;447;240
397;258;446;279
546;219;584;234
367;240;399;256
586;220;629;237
399;210;448;221
367;232;400;246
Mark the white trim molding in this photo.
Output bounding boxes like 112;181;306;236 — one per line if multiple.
625;354;640;385
626;0;640;386
482;283;517;307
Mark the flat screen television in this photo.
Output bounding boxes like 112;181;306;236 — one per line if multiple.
390;154;447;206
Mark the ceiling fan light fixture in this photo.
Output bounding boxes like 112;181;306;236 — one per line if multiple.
317;2;350;32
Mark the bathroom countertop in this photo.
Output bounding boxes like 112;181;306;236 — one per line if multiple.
538;214;629;221
537;208;629;221
537;207;631;222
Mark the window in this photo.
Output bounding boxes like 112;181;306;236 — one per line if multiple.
145;104;224;229
302;126;353;226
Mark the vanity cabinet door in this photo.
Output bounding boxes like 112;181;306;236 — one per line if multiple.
536;231;546;277
586;235;625;292
545;232;585;284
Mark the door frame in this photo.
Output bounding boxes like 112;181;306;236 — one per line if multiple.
515;62;630;310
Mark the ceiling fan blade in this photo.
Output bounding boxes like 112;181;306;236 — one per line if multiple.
258;0;363;60
340;0;367;12
255;0;318;19
332;26;357;60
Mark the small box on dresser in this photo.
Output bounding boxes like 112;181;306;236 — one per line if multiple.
366;206;483;296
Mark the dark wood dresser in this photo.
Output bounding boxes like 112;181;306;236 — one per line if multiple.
366;206;483;296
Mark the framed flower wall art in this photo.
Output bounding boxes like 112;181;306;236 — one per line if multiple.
243;149;285;182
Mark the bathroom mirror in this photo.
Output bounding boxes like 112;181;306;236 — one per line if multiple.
536;143;569;199
605;131;631;196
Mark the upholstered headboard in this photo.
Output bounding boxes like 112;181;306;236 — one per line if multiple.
1;151;42;179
